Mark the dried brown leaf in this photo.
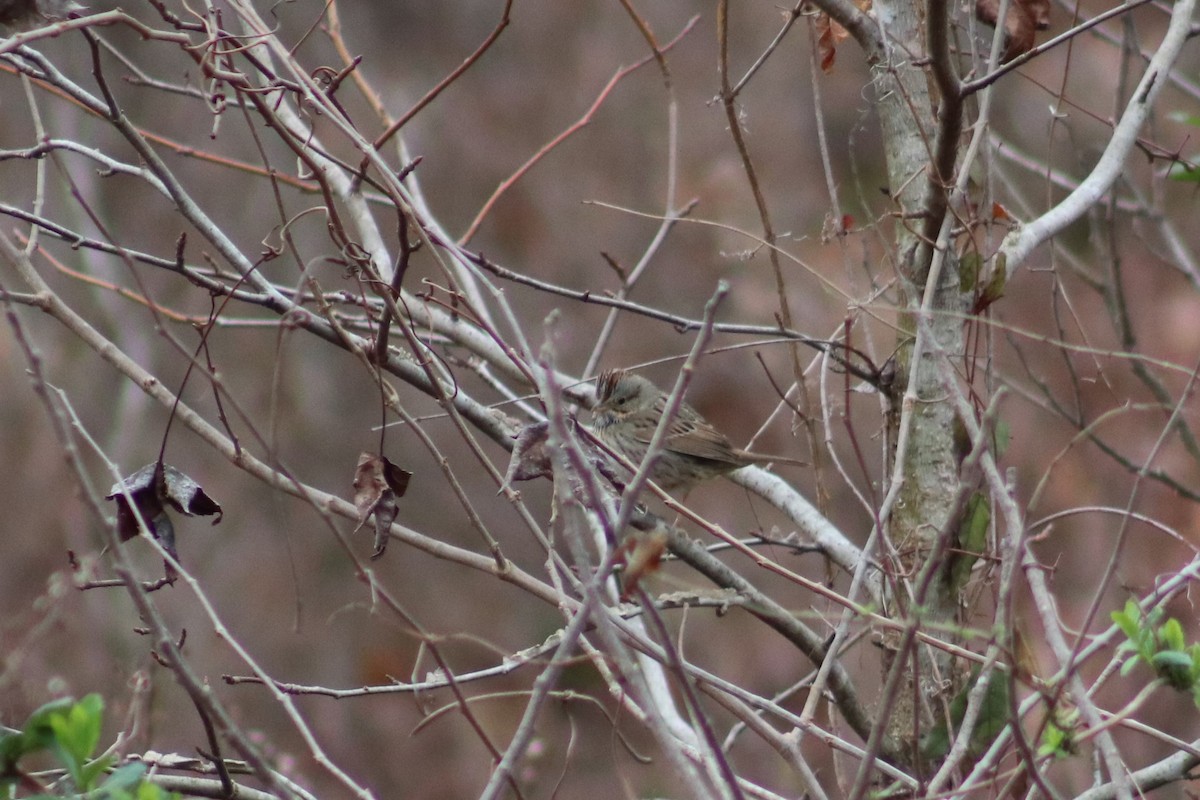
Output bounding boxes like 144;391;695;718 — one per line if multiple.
975;0;1049;62
813;13;847;74
352;453;412;559
620;529;669;599
812;0;870;74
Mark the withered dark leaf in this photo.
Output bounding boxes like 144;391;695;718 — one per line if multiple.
162;467;223;520
107;463;223;534
106;463;222;574
381;458;411;496
370;495;399;561
151;512;177;574
352;453;412;559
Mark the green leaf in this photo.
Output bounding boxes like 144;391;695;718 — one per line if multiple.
948;493;990;592
1169;111;1200;127
1038;708;1080;759
919;666;1010;763
976;255;1007;311
136;777;179;800
1169;163;1200;183
2;697;78;786
1159;619;1186;652
0;727;34;776
991;421;1010;459
959;494;990;554
1038;720;1073;759
79;753;116;791
1151;651;1195;691
0;699;83;789
53;694;104;764
969;671;1010;755
1151;651;1192;670
1110;600;1141;640
21;697;76;749
46;694;105;789
101;762;148;793
920;720;951;763
1113;601;1200;695
960;252;982;292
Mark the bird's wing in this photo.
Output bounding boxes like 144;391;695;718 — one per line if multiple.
662;417;746;465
